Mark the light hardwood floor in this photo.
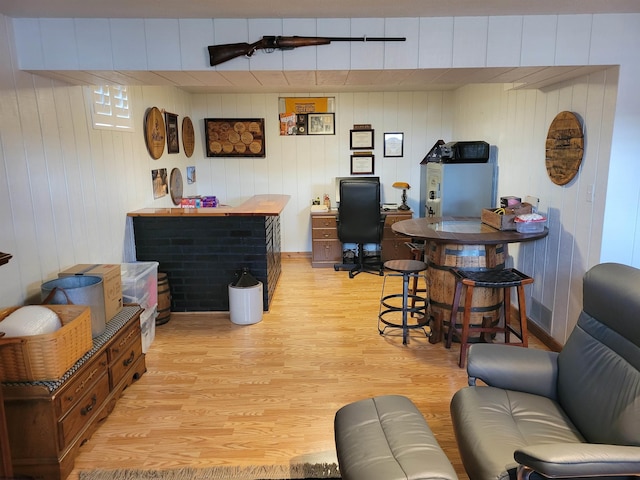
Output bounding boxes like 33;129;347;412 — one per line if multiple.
69;256;547;479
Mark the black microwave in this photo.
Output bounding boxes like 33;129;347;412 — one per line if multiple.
440;141;490;163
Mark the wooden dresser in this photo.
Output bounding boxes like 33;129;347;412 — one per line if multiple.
1;306;146;480
311;210;413;267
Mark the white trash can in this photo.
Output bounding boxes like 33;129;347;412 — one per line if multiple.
228;269;263;325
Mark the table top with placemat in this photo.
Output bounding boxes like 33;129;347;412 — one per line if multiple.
391;216;548;245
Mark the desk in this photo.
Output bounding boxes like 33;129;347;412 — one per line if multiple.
311;210;413;267
392;216;548;342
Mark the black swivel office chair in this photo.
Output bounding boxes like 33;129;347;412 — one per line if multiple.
333;178;385;278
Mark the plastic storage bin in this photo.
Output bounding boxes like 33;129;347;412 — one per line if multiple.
139;304;157;353
121;261;159;351
121;262;159;310
515;219;546;233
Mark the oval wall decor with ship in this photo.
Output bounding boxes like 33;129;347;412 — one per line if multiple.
182;116;195;158
145;107;165;159
545;111;584;186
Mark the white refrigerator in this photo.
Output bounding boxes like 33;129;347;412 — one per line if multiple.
419;162;496;218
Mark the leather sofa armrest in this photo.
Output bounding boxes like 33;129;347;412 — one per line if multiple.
515;444;640;480
467;344;559;399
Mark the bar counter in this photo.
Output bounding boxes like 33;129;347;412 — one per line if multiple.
128;194;290;218
128;195;290;313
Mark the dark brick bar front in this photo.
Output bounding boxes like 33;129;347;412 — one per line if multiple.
132;215;281;312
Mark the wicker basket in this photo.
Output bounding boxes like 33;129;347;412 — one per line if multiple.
0;304;93;382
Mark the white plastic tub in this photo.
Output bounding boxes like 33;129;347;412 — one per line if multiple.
121;262;159;310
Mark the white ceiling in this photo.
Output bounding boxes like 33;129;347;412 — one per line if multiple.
1;0;639;19
1;0;635;93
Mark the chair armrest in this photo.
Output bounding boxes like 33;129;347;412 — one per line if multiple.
515;444;640;479
467;344;559;399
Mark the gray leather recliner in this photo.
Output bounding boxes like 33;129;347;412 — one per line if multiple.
450;262;640;480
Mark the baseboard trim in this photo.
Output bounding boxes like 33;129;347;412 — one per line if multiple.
509;305;562;352
527;318;562;352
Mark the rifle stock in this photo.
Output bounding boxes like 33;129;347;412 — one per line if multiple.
208;42;259;67
208;35;405;67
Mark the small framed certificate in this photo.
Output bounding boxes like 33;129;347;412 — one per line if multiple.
350;154;375;174
350;129;374;150
384;132;404;157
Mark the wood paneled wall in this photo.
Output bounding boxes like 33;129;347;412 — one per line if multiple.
0;9;623;345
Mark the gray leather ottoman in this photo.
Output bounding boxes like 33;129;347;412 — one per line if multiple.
334;395;458;480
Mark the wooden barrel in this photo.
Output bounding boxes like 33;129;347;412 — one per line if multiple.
426;242;505;343
156;272;171;325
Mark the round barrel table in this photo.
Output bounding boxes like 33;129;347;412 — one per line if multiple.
392;216;548;343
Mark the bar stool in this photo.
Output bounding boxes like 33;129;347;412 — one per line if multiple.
405;242;427;316
378;259;429;345
446;267;534;367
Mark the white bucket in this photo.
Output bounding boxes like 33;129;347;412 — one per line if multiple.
228;282;263;325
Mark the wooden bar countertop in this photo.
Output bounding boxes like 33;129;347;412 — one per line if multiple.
128;194;290;217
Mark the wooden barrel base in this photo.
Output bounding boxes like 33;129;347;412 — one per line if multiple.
157;272;171;325
426;242;505;343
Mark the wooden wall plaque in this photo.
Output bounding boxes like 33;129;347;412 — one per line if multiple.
545;111;584;185
145;107;165;159
182;117;195;158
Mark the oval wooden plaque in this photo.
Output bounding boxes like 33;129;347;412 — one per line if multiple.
145;107;165;159
182;117;195;158
169;168;183;205
545;111;584;185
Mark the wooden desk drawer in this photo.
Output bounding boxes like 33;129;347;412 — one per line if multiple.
312;216;337;229
56;351;108;417
59;372;110;449
382;238;414;262
384;213;411;228
312;228;338;240
312;239;342;263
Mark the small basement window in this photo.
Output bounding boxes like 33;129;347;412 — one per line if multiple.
87;85;134;132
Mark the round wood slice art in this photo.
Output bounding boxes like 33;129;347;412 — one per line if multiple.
545;111;584;185
145;107;165;159
169;168;183;205
182;116;195;158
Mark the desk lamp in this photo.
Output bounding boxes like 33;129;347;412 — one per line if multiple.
392;182;411;211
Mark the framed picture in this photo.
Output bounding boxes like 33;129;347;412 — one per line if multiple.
350;154;375;174
186;166;196;184
384;132;404;157
350;129;374;150
165;112;179;154
204;118;265;157
308;113;335;135
151;168;168;199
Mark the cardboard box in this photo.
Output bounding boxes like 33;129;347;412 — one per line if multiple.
481;203;533;231
59;264;123;322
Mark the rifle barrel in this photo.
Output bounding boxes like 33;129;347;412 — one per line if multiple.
323;37;406;42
